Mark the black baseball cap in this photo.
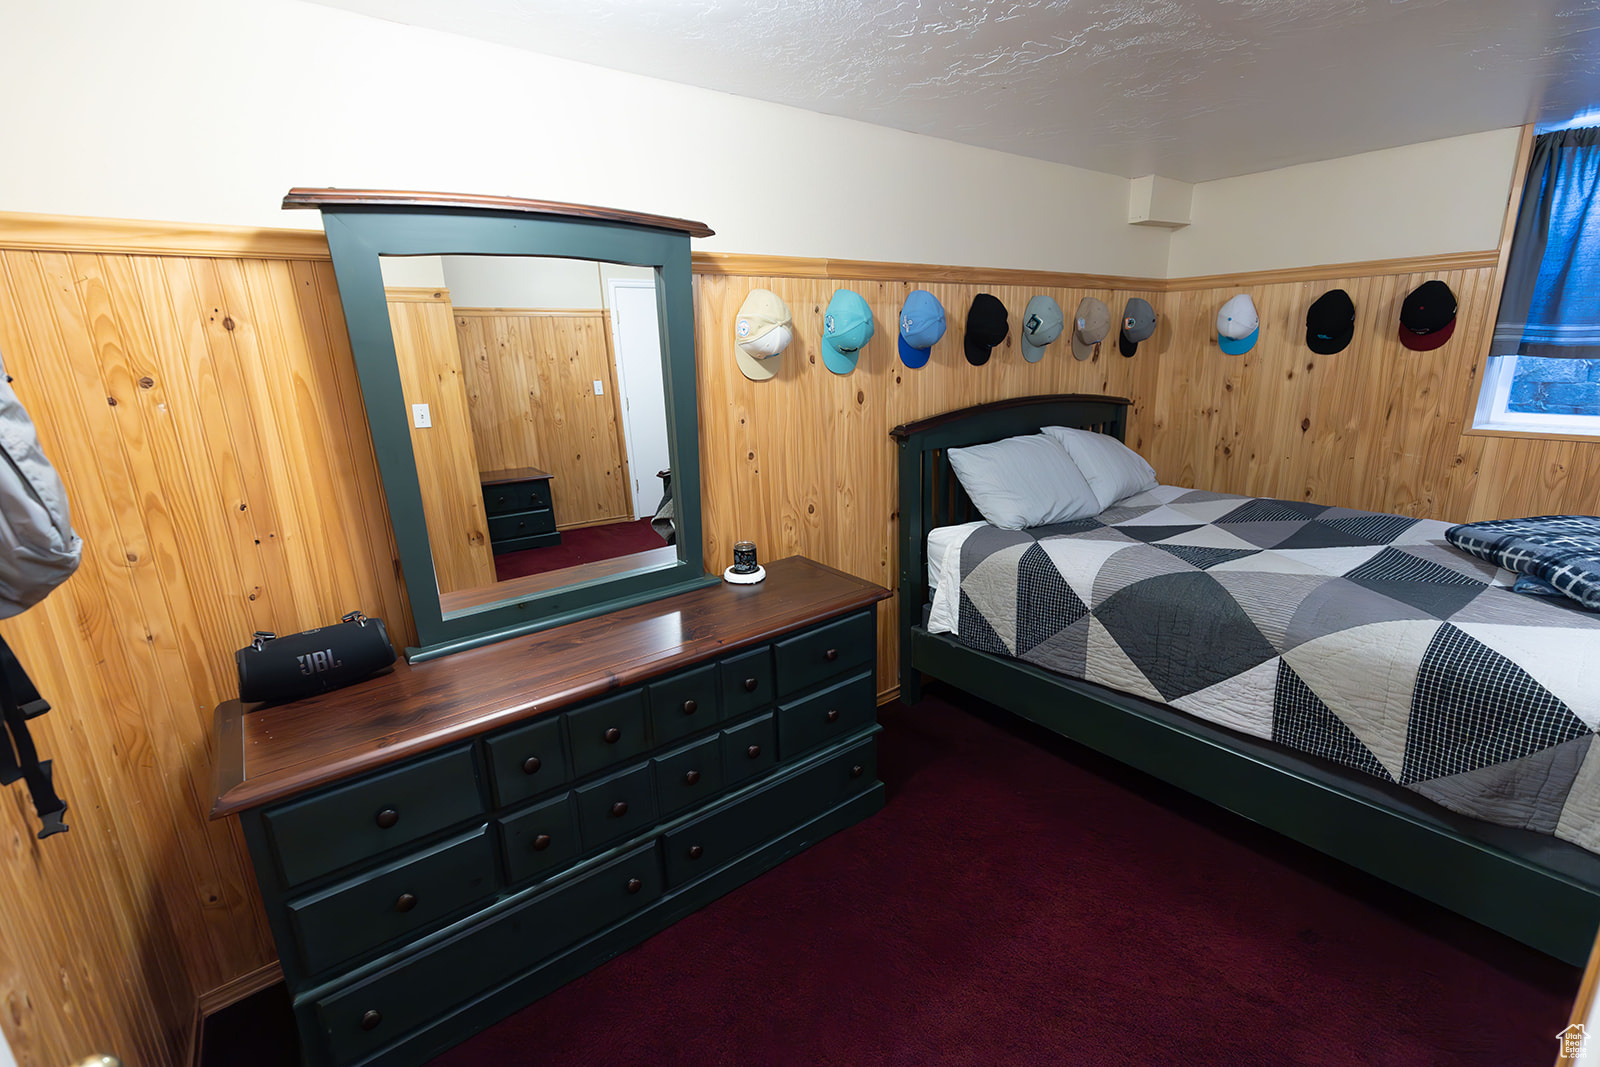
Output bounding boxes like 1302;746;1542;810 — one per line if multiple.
1305;289;1355;355
1398;280;1457;351
963;294;1009;366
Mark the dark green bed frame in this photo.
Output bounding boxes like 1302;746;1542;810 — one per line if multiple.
891;393;1600;966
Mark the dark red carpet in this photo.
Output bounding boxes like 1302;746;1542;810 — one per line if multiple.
494;519;666;581
427;685;1579;1067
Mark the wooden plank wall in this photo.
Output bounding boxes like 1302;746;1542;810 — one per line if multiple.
692;267;1166;684
1149;261;1600;521
0;237;413;1067
455;309;633;528
386;288;496;596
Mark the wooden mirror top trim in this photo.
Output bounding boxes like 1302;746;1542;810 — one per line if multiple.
282;188;715;238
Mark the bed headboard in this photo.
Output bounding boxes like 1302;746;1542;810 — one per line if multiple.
887;393;1131;696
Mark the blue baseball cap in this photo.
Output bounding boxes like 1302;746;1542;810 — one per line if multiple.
821;289;874;375
897;290;945;369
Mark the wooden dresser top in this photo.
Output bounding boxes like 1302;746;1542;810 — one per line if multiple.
211;557;887;818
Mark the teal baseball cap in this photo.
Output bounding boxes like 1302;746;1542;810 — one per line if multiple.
898;290;945;369
821;289;874;375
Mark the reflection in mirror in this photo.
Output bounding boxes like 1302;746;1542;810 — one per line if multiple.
378;254;677;615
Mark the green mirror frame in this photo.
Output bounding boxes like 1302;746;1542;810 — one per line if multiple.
286;189;718;661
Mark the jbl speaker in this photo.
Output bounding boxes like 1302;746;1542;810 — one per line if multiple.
236;611;396;706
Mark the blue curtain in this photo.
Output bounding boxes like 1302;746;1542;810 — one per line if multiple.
1492;126;1600;359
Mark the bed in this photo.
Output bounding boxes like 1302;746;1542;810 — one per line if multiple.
891;393;1600;965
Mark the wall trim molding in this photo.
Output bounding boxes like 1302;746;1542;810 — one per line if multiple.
690;251;1158;291
187;961;285;1067
0;211;1498;288
0;211;331;260
1162;249;1501;291
691;249;1501;291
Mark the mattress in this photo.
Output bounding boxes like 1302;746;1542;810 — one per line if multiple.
933;484;1600;855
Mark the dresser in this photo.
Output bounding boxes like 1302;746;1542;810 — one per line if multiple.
211;557;889;1067
479;466;560;553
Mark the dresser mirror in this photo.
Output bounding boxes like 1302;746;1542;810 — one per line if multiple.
288;190;715;660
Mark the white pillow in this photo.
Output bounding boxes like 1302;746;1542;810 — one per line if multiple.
945;434;1099;530
1041;425;1157;511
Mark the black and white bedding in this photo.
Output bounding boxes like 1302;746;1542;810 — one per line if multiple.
929;485;1600;854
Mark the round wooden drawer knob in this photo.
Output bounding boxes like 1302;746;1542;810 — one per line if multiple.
746;744;761;760
495;495;507;506
825;709;840;723
626;877;643;894
375;807;399;830
684;770;701;786
611;800;629;818
522;755;542;775
604;727;621;744
681;698;697;715
394;893;417;913
824;648;839;662
360;1010;382;1032
850;764;865;779
533;833;552;851
688;845;703;860
743;677;758;693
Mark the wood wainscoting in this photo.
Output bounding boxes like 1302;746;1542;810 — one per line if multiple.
454;308;633;529
0;203;1596;1067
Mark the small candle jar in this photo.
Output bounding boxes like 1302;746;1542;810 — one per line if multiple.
732;541;759;574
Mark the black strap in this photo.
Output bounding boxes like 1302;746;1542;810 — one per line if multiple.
0;636;66;837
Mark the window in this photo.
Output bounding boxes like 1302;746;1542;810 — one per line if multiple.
1474;125;1600;435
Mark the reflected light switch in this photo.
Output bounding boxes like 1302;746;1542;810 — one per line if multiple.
593;380;604;395
412;403;431;428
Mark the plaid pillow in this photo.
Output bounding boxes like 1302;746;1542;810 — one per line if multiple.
1446;515;1600;611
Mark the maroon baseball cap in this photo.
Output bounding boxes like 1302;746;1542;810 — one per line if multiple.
1398;280;1456;351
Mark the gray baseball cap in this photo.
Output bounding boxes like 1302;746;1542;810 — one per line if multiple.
1119;298;1157;358
1019;295;1064;363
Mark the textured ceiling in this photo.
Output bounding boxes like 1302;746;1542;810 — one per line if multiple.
311;0;1600;182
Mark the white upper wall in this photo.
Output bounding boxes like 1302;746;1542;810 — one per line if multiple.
0;0;1171;278
441;257;602;309
1166;128;1522;277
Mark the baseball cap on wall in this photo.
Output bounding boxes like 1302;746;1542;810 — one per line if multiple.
1119;298;1157;358
821;289;875;374
1398;280;1457;351
963;294;1008;366
1217;294;1259;355
898;290;946;369
1305;289;1355;355
734;288;794;381
1019;295;1064;363
1070;297;1111;361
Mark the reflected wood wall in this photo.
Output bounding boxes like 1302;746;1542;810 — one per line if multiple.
386;288;496;595
455;309;633;528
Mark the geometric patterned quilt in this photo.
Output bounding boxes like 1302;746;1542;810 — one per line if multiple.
938;485;1600;855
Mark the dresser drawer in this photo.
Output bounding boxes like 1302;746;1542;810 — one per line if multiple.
721;713;777;787
648;663;720;747
567;690;649;777
777;671;876;760
482;480;552;516
652;734;724;819
487;508;556;543
313;841;662;1065
499;792;579;886
286;826;496;977
574;763;658;849
483;715;569;809
773;611;875;698
263;746;483;888
662;736;877;888
719;645;773;719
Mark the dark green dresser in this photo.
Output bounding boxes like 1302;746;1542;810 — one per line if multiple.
479;465;560;553
212;557;888;1067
